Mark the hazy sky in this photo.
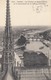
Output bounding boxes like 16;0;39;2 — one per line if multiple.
0;0;51;29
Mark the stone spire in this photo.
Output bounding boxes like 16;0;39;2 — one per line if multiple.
2;0;14;71
6;0;11;27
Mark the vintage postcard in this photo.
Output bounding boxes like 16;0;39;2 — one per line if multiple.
0;0;51;80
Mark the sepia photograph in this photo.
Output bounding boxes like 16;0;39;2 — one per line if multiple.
0;0;51;80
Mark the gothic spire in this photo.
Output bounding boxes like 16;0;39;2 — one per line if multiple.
6;0;11;27
4;0;12;51
2;0;14;70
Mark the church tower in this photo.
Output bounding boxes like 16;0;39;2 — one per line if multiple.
2;0;14;71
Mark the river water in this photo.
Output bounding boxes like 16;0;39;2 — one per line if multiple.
14;40;51;65
26;40;49;55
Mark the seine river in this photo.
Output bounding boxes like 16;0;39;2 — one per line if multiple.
14;40;51;66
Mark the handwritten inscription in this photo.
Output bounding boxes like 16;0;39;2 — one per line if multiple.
11;0;48;13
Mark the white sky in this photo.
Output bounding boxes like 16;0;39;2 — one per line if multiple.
0;0;51;29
